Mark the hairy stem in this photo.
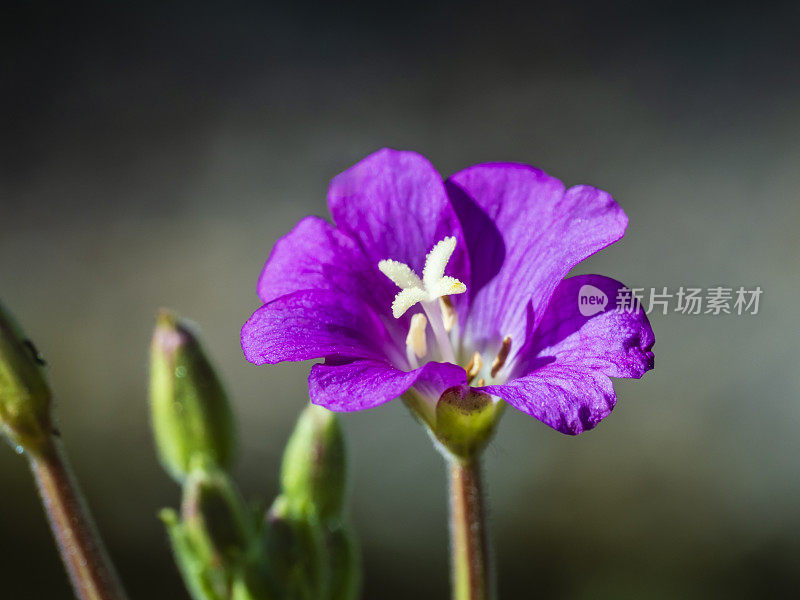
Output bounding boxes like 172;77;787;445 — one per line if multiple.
29;439;129;600
448;456;490;600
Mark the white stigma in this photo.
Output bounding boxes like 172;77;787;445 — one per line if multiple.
378;237;466;319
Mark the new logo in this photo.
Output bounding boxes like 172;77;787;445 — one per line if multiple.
578;285;608;317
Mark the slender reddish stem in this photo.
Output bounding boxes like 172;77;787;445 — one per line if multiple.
29;439;129;600
448;456;490;600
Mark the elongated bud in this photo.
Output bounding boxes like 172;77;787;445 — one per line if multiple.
181;467;254;568
264;495;328;600
0;300;52;453
280;404;346;521
434;386;505;459
150;310;235;482
326;523;361;600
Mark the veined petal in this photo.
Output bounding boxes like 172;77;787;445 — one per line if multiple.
328;148;470;314
241;290;395;365
515;275;655;379
257;215;378;305
482;275;654;435
447;164;627;358
481;365;616;435
308;358;467;412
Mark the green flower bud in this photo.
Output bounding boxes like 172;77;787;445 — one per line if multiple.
150;310;235;482
280;404;346;521
326;523;361;600
434;386;505;459
0;300;52;453
181;467;254;569
265;495;329;600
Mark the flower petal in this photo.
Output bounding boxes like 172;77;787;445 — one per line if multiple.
446;164;627;357
481;275;654;435
241;290;397;365
481;365;616;435
257;215;376;304
514;274;655;378
308;358;467;412
328;148;470;312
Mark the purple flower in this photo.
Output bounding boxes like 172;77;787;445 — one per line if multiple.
242;149;654;435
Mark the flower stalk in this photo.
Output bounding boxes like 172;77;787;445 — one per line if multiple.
1;300;128;600
419;386;500;600
29;437;129;600
448;456;490;600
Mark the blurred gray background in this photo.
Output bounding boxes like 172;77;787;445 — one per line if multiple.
2;0;799;598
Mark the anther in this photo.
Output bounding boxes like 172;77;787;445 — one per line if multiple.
490;336;512;378
465;351;482;383
475;378;485;387
406;313;428;359
439;296;457;332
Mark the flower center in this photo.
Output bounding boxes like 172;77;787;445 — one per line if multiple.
378;237;466;365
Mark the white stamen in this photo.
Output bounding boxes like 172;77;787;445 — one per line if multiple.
378;236;466;319
406;313;428;360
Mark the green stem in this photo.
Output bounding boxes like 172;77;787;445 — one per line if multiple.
29;438;129;600
448;455;490;600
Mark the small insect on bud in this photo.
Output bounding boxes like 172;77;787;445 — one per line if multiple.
280;404;347;522
180;467;254;568
150;310;235;483
434;386;505;459
0;300;53;454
